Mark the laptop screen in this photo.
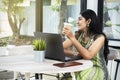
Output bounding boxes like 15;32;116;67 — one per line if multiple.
34;32;66;61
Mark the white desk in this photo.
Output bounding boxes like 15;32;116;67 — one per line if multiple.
0;55;93;79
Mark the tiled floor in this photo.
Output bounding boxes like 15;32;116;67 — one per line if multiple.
0;73;58;80
1;76;57;80
2;73;60;80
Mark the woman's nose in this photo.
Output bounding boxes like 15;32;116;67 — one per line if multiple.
76;21;79;24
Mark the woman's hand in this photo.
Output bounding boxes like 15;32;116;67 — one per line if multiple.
62;27;75;39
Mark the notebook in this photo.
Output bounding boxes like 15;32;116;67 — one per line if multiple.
34;32;82;62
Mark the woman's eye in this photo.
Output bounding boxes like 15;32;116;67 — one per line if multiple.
78;18;82;20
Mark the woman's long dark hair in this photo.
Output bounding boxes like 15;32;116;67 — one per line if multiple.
75;9;109;63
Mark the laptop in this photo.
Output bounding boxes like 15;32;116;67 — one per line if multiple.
34;32;82;62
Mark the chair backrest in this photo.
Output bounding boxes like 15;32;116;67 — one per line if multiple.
107;47;119;60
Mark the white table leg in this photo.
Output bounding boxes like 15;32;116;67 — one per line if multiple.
14;72;19;80
71;72;76;80
25;72;30;80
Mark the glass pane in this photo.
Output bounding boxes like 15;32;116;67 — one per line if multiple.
43;0;80;33
0;0;35;45
103;0;120;40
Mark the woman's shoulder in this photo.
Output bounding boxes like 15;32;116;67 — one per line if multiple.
93;34;105;40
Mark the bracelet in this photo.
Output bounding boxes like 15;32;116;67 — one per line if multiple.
73;52;79;56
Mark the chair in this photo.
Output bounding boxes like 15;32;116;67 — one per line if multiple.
0;70;14;79
114;59;120;80
107;47;119;80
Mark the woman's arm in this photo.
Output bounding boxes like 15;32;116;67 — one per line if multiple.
63;39;73;49
63;39;74;57
70;35;105;59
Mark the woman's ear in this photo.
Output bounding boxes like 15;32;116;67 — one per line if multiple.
87;19;91;24
86;19;91;27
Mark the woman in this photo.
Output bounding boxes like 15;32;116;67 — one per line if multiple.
62;9;110;80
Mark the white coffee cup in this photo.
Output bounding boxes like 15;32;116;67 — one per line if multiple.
64;22;72;30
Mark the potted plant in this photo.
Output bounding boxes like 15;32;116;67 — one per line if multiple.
0;39;8;47
33;38;46;63
0;38;8;56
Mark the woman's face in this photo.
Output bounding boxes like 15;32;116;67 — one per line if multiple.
77;15;88;31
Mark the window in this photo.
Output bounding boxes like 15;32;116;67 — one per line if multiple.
42;0;81;33
103;0;120;40
0;0;83;45
0;0;35;45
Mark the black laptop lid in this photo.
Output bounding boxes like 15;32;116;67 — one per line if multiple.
34;32;66;61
